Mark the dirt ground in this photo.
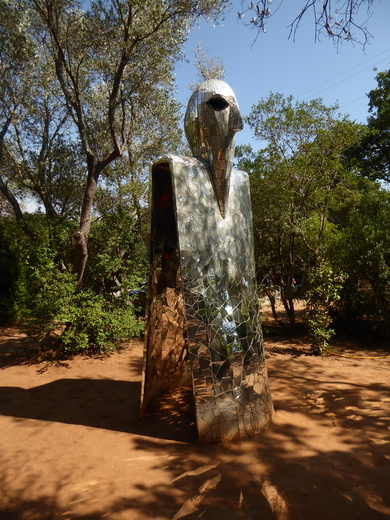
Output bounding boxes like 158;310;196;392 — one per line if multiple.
0;304;389;520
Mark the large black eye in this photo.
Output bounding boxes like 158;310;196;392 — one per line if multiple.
206;96;229;111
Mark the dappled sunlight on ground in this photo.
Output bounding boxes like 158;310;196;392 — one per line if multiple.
0;320;389;519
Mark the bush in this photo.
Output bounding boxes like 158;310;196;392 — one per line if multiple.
18;242;143;354
304;261;345;355
60;292;143;353
0;222;20;325
0;214;145;354
23;271;143;354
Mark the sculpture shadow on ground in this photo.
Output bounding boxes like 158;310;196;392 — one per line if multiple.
0;377;198;443
0;355;389;519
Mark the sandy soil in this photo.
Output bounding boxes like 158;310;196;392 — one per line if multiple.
1;306;389;520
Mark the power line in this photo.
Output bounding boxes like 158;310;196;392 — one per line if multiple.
339;95;367;110
294;48;390;100
300;56;389;101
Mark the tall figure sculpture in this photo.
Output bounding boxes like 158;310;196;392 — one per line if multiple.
140;79;273;443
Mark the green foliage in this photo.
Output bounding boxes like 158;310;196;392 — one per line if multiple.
365;69;390;181
0;0;229;357
349;69;390;182
304;261;344;355
86;211;148;297
21;245;143;353
335;181;390;333
25;272;143;353
240;94;363;326
241;89;390;342
0;220;22;324
88;167;149;295
1;0;226;284
0;213;144;354
1;3;388;359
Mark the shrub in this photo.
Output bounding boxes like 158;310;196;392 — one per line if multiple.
304;261;345;355
20;246;143;354
59;291;143;353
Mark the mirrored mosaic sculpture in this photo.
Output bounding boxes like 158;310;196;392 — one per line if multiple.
140;80;274;443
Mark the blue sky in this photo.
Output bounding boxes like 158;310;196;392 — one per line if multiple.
175;0;390;150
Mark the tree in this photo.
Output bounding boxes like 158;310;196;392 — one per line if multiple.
188;42;226;90
238;0;376;47
87;156;150;295
1;70;85;222
304;260;344;354
29;0;226;283
335;180;390;335
0;0;86;235
239;93;365;327
0;0;35;224
351;69;390;182
0;0;229;348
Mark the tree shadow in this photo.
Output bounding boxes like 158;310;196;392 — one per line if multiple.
264;336;312;357
0;329;145;370
114;356;390;519
0;329;42;369
1;419;389;520
1;344;389;519
103;438;277;519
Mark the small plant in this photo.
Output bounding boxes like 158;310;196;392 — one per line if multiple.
305;261;345;355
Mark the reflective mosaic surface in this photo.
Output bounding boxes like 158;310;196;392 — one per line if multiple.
141;81;273;443
140;167;191;414
185;80;243;218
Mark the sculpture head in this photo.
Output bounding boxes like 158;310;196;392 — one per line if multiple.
184;79;243;218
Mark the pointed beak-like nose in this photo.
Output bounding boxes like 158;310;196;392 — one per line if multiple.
230;106;244;133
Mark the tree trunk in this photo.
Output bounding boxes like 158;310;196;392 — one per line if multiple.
0;176;38;242
369;277;390;335
281;292;296;325
73;228;89;284
280;280;296;325
73;160;100;284
285;231;296;325
0;177;23;221
265;287;281;324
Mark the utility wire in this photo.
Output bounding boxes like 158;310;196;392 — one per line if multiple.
300;56;390;101
294;48;390;100
339;95;367;109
